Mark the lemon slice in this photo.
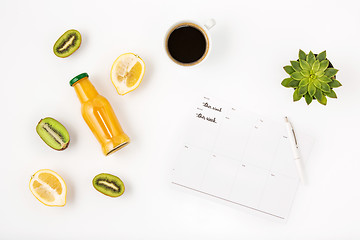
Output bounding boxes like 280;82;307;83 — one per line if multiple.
29;169;67;207
110;53;145;95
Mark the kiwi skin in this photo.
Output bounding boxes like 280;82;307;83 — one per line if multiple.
53;29;82;58
93;173;125;198
36;117;70;151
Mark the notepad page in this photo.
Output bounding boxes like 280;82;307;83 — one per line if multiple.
172;95;312;220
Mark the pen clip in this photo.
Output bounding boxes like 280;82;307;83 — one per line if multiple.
291;128;298;147
285;116;299;147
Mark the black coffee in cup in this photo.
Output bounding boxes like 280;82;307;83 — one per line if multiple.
166;23;209;66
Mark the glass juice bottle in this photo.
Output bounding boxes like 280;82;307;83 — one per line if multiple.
70;73;130;156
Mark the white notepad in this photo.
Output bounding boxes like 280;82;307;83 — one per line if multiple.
171;95;314;221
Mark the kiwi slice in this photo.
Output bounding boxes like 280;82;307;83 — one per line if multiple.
53;29;81;58
36;117;70;150
93;173;125;197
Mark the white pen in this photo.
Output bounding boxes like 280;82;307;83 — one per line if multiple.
285;117;306;184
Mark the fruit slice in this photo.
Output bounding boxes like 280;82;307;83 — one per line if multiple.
110;53;145;95
93;173;125;197
53;29;81;58
29;169;67;207
36;117;70;150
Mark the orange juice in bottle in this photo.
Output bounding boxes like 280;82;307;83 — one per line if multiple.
70;73;130;155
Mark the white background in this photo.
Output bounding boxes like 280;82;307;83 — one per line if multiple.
1;0;360;239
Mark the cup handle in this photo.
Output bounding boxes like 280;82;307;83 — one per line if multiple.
204;19;216;30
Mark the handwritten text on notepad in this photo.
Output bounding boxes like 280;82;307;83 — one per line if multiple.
196;113;217;123
202;102;222;112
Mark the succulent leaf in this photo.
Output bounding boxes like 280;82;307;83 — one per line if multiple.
314;88;323;101
291;72;304;80
313;79;321;89
293;88;302;102
318;95;327;105
325;68;338;77
315;71;325;77
308;83;316;97
320;82;331;93
299;77;310;86
284;65;295;75
298;85;308;95
324;89;337;98
319;60;329;71
328;79;342;88
312;60;320;72
289;80;300;87
299;59;311;71
318;75;332;83
317;51;327;61
300;69;310;77
307;51;316;66
291;61;302;72
305;93;313;105
281;78;293;87
299;49;307;60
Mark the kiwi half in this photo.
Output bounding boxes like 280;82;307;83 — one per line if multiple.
36;117;70;150
53;29;81;58
93;173;125;198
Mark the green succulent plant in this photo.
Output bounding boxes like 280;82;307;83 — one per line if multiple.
282;50;342;105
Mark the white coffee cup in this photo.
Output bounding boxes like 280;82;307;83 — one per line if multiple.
165;19;216;66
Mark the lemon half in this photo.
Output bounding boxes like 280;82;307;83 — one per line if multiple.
29;169;67;207
110;53;145;95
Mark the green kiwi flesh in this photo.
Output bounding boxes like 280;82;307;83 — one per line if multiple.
93;173;125;197
36;117;70;150
53;29;81;58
